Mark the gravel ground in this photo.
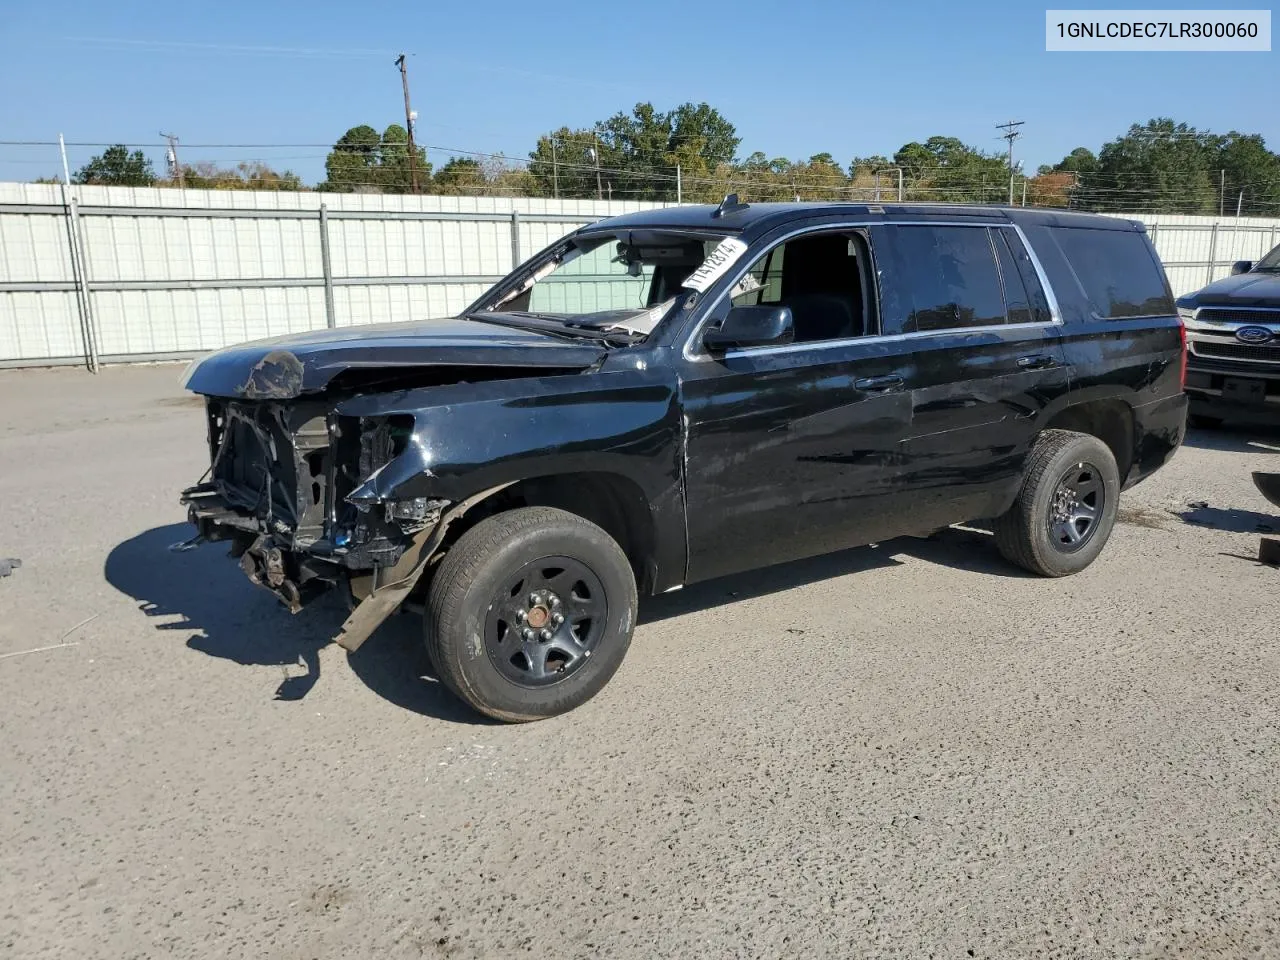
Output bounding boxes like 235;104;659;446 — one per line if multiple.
2;364;1279;959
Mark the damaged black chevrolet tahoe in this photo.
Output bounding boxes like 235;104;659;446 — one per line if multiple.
180;200;1187;722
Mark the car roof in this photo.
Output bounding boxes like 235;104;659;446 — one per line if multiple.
589;202;1143;236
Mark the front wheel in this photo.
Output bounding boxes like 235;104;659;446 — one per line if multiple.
425;506;637;722
993;429;1121;577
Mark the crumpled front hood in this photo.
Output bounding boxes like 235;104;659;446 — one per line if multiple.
1190;272;1280;307
181;316;607;399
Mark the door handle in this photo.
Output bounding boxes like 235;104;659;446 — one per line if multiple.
1017;354;1057;370
854;374;905;392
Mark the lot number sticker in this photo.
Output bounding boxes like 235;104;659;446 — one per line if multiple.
682;237;749;293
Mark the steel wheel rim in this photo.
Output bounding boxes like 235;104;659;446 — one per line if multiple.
1046;460;1105;553
485;555;608;687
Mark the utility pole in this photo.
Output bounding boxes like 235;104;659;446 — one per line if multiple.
160;131;183;188
394;54;421;194
551;137;559;199
996;119;1024;205
593;133;603;201
1220;169;1226;216
676;163;682;203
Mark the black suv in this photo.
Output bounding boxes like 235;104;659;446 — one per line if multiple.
180;201;1187;721
1178;243;1280;426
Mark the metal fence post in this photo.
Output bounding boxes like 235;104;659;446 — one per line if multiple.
318;204;336;329
1205;223;1219;285
66;196;100;372
510;210;522;270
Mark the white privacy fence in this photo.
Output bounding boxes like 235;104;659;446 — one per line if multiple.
1;182;1278;369
0;183;669;368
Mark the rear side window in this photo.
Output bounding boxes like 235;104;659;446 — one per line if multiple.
994;228;1052;324
876;225;1007;334
1050;227;1173;318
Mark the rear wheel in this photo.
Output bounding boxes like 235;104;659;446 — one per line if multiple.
425;507;637;722
993;429;1120;577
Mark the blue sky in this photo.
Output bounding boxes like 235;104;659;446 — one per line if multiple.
0;0;1275;185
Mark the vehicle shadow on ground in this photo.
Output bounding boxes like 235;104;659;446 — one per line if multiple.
1176;504;1279;534
103;524;487;725
640;525;1029;624
1183;425;1280;455
105;522;1024;722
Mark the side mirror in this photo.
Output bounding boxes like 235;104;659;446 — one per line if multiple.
1231;260;1254;276
703;305;795;351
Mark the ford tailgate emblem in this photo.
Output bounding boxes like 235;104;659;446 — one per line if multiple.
1236;325;1273;344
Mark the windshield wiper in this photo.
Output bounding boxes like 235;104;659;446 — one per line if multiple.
465;311;636;346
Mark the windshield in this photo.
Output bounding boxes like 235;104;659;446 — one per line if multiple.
469;229;737;340
1255;244;1280;272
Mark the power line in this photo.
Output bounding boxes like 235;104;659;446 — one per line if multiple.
63;37;396;59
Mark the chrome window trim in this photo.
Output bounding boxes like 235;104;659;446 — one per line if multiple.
1009;223;1064;327
680;219;1063;363
716;320;1066;359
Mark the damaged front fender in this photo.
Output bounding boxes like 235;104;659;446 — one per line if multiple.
334;483;513;652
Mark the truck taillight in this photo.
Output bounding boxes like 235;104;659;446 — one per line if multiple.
1178;320;1188;389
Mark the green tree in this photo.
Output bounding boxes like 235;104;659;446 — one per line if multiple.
848;155;891;178
321;125;380;192
1081;119;1217;213
74;145;155;186
527;102;740;201
599;101;672;199
175;161;304;191
527;127;601;199
1207;132;1280;215
668;102;739;169
320;124;430;193
1051;147;1099;174
377;123;430;193
893;137;1009;203
432;157;486;195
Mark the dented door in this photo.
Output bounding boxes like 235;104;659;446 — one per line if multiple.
678;338;917;583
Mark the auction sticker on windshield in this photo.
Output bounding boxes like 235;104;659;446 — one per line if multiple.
682;237;749;293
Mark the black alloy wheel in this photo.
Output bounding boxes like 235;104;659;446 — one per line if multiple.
1046;461;1106;553
993;429;1121;577
485;556;607;687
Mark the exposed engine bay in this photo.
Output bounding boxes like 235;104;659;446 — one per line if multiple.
181;399;445;617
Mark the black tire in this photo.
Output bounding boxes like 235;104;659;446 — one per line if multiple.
1188;414;1223;430
425;506;637;722
993;429;1121;577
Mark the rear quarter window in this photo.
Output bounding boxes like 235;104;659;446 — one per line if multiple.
1049;227;1173;319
